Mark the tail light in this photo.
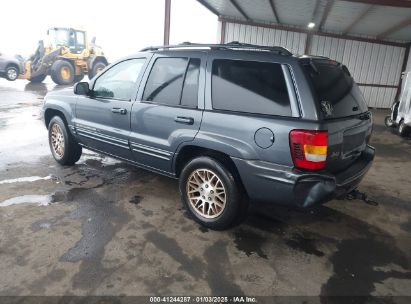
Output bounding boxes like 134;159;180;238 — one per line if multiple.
289;130;328;170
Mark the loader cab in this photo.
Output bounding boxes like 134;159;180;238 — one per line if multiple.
47;28;87;54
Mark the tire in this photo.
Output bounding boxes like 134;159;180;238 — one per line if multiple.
384;116;394;128
88;61;107;80
5;66;18;81
29;74;47;83
398;120;410;137
74;74;84;83
48;116;82;166
179;156;248;230
50;60;75;85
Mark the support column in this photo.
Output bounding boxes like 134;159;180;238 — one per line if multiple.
394;44;410;102
220;20;226;44
305;33;312;55
164;0;171;45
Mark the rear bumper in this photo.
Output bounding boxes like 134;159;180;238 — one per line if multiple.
232;145;375;208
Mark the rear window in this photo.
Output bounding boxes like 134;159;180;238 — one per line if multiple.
212;59;291;116
303;60;368;118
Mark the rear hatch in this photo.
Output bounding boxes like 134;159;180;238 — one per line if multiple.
301;58;373;173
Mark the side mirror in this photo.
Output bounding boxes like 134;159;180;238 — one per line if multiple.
74;82;90;95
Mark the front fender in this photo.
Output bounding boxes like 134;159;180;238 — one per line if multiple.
42;92;77;135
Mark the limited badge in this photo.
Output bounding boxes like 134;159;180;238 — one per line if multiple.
321;100;333;117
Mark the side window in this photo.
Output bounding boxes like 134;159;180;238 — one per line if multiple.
143;58;187;106
76;31;85;50
143;57;200;108
93;58;145;101
211;59;291;116
69;30;76;50
181;59;200;108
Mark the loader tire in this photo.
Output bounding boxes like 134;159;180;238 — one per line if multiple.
88;61;106;80
51;60;75;85
29;74;47;83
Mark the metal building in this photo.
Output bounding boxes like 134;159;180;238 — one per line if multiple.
196;0;411;108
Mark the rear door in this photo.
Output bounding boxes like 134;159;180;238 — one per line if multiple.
129;52;205;173
74;57;147;160
301;59;373;172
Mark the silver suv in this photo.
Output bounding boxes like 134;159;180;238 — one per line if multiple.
0;52;25;81
42;42;375;229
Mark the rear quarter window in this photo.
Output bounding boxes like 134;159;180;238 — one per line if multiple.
211;59;292;116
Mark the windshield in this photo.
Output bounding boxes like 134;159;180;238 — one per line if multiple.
302;59;368;119
48;29;69;46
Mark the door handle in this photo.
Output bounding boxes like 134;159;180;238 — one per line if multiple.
112;108;127;115
174;116;194;125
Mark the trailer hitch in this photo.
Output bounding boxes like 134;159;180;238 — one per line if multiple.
346;189;378;206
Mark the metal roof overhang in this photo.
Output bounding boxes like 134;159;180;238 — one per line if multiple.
197;0;411;47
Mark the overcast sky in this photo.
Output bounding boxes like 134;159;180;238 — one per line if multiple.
0;0;218;61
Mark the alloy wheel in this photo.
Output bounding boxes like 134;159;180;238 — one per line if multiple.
186;168;226;219
7;68;17;80
51;123;65;158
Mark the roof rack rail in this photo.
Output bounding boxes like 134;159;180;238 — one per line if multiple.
140;41;293;56
299;54;330;59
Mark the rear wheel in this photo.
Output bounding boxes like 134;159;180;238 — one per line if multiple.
179;156;248;230
29;74;47;83
398;120;410;137
88;61;106;80
50;60;75;85
48;116;82;165
5;66;18;81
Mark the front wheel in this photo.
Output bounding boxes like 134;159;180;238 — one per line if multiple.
5;66;18;81
48;116;82;165
179;156;248;230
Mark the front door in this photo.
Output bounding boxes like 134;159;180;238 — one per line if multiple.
74;58;147;160
130;53;205;173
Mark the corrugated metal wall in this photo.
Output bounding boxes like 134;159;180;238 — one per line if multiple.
309;35;404;108
224;22;307;55
223;21;405;108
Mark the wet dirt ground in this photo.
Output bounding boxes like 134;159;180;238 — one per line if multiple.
0;78;410;298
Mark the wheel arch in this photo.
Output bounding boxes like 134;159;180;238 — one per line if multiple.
173;144;248;197
44;108;68;128
93;55;108;66
87;55;108;71
6;62;20;74
43;101;75;132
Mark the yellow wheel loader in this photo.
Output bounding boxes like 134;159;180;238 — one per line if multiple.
21;27;108;85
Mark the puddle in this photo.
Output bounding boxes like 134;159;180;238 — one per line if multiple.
0;195;52;207
77;152;122;166
129;195;143;205
0;175;52;184
284;233;325;257
233;228;268;259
